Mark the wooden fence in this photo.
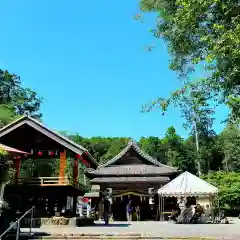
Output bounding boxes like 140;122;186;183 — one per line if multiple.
16;176;86;190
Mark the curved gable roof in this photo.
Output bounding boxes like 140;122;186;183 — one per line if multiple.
0;115;98;167
98;140;176;172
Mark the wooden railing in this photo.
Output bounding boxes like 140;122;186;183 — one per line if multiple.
16;176;87;190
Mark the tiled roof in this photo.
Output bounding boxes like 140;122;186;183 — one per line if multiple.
87;164;176;176
90;176;170;184
98;140;176;172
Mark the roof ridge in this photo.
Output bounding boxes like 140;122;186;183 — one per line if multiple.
0;115;98;166
98;140;176;171
98;141;132;168
0;115;26;132
26;115;88;152
130;141;176;170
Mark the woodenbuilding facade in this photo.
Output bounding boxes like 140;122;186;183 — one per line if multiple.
0;115;97;217
86;141;178;220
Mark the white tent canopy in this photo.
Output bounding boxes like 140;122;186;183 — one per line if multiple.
158;171;218;197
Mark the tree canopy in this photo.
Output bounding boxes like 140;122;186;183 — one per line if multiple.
0;69;42;127
139;0;240;122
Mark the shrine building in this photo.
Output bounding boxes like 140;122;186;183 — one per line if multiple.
0;115;97;218
86;140;178;221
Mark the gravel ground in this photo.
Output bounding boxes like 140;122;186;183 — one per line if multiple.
22;218;240;239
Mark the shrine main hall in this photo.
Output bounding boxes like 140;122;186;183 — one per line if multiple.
86;141;178;220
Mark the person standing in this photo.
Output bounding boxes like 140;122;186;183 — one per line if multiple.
135;205;141;222
126;200;133;221
103;199;110;225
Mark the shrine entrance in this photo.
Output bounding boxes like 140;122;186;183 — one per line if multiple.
111;192;163;221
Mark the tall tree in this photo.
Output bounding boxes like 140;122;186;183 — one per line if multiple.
139;0;240;121
143;82;215;175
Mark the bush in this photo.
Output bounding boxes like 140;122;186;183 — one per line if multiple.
202;171;240;211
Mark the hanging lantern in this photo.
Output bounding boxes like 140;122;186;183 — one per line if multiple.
37;151;43;156
48;151;55;156
75;154;81;159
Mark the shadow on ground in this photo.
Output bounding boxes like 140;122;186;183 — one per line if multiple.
84;223;131;227
3;231;50;240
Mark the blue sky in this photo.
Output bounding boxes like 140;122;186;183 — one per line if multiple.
0;0;228;140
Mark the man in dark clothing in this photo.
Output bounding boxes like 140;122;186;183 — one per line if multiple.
103;199;110;225
191;204;204;223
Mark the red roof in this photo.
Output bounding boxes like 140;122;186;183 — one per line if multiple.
0;143;29;154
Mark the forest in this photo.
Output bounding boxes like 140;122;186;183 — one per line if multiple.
0;69;240;210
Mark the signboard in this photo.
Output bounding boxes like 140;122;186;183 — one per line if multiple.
148;188;154;195
91;185;100;192
66;196;73;211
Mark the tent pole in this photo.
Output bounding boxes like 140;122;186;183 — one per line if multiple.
161;196;163;221
162;196;165;221
210;195;214;223
160;195;162;221
159;195;162;221
158;195;160;221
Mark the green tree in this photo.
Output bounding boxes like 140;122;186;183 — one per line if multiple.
0;104;19;128
139;136;166;163
67;134;129;164
218;124;240;172
143;80;216;176
162;126;195;172
139;0;240;121
0;69;42;126
102;137;129;164
202;171;240;211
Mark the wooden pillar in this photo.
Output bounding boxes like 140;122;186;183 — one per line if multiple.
59;149;67;183
14;158;21;180
73;158;78;182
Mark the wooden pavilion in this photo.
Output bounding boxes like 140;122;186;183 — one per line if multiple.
86;140;178;220
0;115;98;218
